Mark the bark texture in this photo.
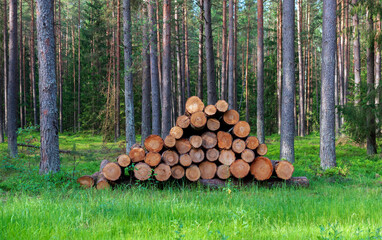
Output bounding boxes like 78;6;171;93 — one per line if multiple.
228;0;234;108
141;10;151;143
257;0;265;144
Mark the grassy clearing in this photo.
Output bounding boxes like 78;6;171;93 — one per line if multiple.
1;131;382;239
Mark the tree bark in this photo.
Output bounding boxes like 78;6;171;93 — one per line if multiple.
320;0;337;169
58;0;63;133
184;1;190;99
19;0;23;129
245;14;250;123
77;0;81;131
115;0;121;139
148;0;161;136
161;0;172;137
297;0;305;137
36;0;60;173
366;11;377;155
375;15;381;115
220;0;227;101
203;0;217;105
352;0;361;105
175;1;183;117
197;0;204;100
280;0;295;163
123;0;136;153
228;0;234;109
141;8;151;143
1;0;7;143
8;0;18;157
257;0;265;144
277;0;282;134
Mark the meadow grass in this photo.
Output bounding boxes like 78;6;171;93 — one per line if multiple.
1;131;382;239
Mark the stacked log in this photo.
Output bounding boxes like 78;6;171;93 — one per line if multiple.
78;96;305;189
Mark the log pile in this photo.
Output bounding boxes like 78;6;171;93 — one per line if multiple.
78;96;307;189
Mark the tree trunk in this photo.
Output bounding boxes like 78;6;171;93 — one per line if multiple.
203;0;217;105
227;0;234;109
58;0;63;133
36;0;60;174
197;0;204;100
141;8;151;144
8;0;18;157
123;0;136;153
343;0;349;105
156;0;162;95
1;0;7;143
115;0;121;139
277;0;282;134
175;1;183;117
77;0;81;131
233;0;238;110
184;1;190;99
220;0;227;101
161;0;172;137
297;0;305;137
375;15;381;116
257;0;265;144
280;0;295;163
19;0;23;129
366;11;377;155
320;0;337;169
352;0;361;105
148;0;161;136
245;14;250;123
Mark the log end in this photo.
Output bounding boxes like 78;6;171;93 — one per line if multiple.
216;165;231;180
215;100;229;113
186;165;201;182
230;159;250;179
233;121;251;138
223;109;240;125
134;162;152;181
199;161;217;179
154;163;172;181
204;104;217;116
144;134;164;152
102;162;122;181
246;136;259;150
164;135;176;148
256;143;268;156
117;154;131;167
170;126;184;139
145;152;162;167
250;157;273;181
77;176;95;188
171;165;185;179
186;96;205;114
275;160;295;180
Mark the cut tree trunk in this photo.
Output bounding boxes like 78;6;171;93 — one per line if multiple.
162;150;180;166
241;149;255;163
185;96;204;114
175;139;192;154
230;159;250;179
154;163;171;181
256;143;268;156
189;148;205;163
223;109;239;125
170;126;183;139
144;135;164;152
218;150;235;165
271;160;294;180
190;112;207;129
145;152;162;167
232;139;246;154
186;164;201;181
199;161;217;179
96;173;111;190
176;115;190;128
207;118;220;131
246;136;259;150
102;162;122;181
204;105;217;116
217;165;231;179
201;132;217;149
117;154;131;167
77;171;100;188
189;135;203;148
164;135;176;148
233;121;250;138
206;148;219;161
179;153;192;166
250;156;273;181
217;131;233;149
134;162;152;181
129;144;146;162
216;100;229;113
171;165;185;179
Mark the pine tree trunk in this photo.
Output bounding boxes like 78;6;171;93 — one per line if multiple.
175;1;183;117
19;0;23;129
1;0;7;142
72;26;76;132
220;0;227;101
233;0;238;110
297;0;305;137
257;0;265;144
320;0;337;169
203;0;217;105
161;0;172;137
245;15;250;123
8;0;18;157
141;7;151;144
375;15;381;113
228;0;234;109
156;0;162;94
280;0;295;163
115;0;121;139
343;0;349;104
58;0;63;133
123;0;136;153
36;0;60;174
77;0;81;131
148;0;161;135
277;0;282;135
30;0;37;126
366;11;377;155
197;0;203;100
184;1;190;99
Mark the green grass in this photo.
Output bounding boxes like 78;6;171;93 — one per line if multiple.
1;131;382;239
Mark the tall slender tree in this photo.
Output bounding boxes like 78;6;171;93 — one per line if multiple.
297;0;305;137
277;0;282;134
175;0;183;116
244;12;250;123
161;0;172;137
197;0;204;100
58;0;63;133
30;0;37;126
36;0;60;174
184;0;190;99
203;0;217;105
115;0;121;140
123;0;135;153
352;0;361;105
19;0;23;128
280;0;295;163
257;0;265;144
228;0;234;109
220;0;227;100
8;0;18;157
320;0;336;169
77;0;81;131
148;0;161;135
1;0;7;143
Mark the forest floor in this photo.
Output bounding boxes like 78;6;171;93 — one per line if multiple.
1;131;382;239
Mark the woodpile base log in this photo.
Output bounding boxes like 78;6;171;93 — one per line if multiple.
216;165;231;180
102;162;122;181
96;173;111;190
154;163;171;181
272;160;295;180
250;157;273;181
199;161;217;179
230;160;250;179
186;165;201;182
134;162;152;181
117;154;131;167
171;165;185;179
